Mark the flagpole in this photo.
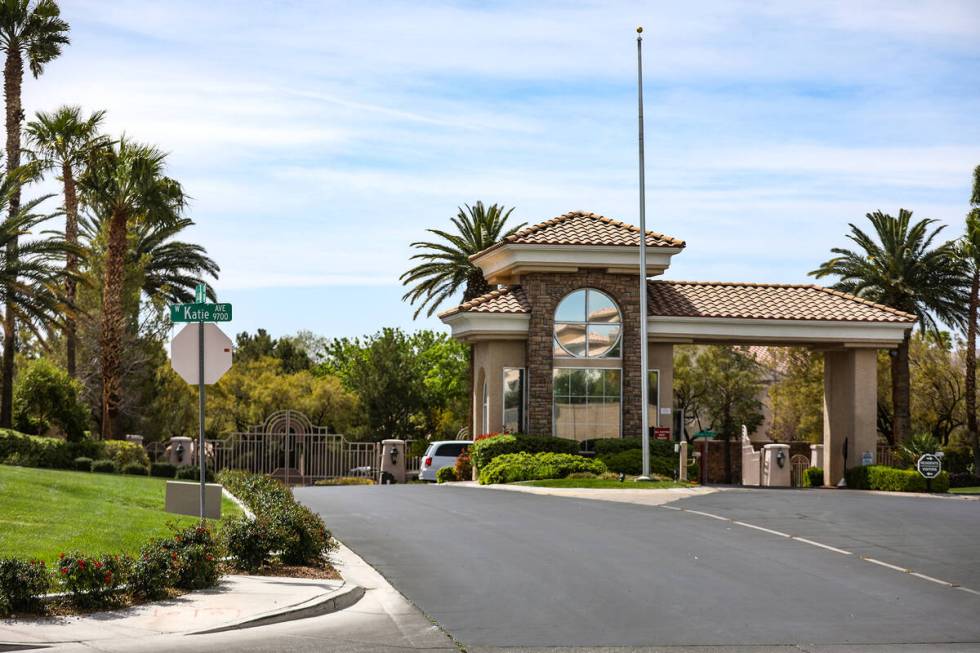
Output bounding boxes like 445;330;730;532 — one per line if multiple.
636;26;651;480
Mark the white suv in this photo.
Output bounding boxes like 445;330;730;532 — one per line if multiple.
418;440;472;481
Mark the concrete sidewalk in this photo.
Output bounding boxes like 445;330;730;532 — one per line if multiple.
0;574;358;646
451;480;718;506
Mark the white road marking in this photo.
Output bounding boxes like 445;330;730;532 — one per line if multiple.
661;503;979;596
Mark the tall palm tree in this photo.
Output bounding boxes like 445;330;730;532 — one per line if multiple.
811;209;968;445
79;139;186;438
25;106;108;378
0;0;69;426
79;213;218;305
400;201;525;318
962;165;980;471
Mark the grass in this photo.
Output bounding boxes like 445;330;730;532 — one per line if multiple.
950;486;980;495
516;478;693;489
0;464;241;564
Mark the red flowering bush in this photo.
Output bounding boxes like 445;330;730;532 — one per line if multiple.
127;540;175;600
58;552;125;608
0;558;49;616
454;448;472;481
159;524;220;590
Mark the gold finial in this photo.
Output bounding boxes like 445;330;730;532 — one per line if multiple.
636;26;643;33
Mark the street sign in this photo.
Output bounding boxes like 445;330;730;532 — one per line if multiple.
170;302;232;323
861;451;873;466
916;453;942;479
693;430;716;440
195;283;206;303
171;323;233;385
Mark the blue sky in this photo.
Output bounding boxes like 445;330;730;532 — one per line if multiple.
22;0;980;339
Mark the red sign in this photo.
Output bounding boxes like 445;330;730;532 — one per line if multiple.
653;427;671;441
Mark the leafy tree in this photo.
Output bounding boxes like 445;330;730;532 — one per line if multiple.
909;332;965;445
79;139;188;438
235;329;311;373
961;164;980;470
767;348;823;443
24;106;108;377
13;357;88;441
0;0;70;426
400;201;525;317
673;345;765;483
811;210;968;444
672;346;706;439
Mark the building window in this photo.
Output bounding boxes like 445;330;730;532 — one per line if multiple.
553;288;621;358
552;368;621;441
481;380;489;435
502;368;526;433
647;369;660;433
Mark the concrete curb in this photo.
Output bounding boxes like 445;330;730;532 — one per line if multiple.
187;581;365;635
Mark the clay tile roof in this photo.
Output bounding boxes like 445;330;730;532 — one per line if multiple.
438;286;531;318
648;281;917;323
472;210;684;260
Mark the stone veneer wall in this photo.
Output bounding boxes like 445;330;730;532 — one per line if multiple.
522;270;644;437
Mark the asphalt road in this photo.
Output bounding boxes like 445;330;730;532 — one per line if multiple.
295;485;980;650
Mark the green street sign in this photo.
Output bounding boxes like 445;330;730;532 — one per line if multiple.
170;302;232;323
195;284;207;303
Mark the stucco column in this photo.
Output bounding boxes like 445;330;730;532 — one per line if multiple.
822;348;877;487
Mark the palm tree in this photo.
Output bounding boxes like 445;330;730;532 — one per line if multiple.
811;209;968;445
400;202;525;318
962;165;980;471
25;106;108;378
79;213;218;305
0;0;69;426
79;139;187;438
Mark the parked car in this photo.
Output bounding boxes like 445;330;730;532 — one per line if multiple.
418;440;472;481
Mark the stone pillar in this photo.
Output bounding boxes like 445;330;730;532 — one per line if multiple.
762;443;791;487
810;444;824;472
168;436;194;466
380;439;407;484
678;440;688;481
823;349;878;487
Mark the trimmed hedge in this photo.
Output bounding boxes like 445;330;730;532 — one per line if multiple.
470;434;579;470
102;441;149;468
948;472;980;488
0;430;148;471
803;467;824;487
591;437;675;458
479;452;607;485
845;465;949;493
91;459;118;474
0;558;49;616
150;462;177;478
122;462;149;476
218;470;335;569
73;456;93;472
175;465;215;482
436;466;457;483
598;449;679;477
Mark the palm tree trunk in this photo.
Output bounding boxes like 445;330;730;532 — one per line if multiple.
62;164;78;378
1;48;23;428
967;270;979;471
892;330;912;445
100;209;128;439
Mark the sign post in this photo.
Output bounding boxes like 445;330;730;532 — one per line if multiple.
916;453;942;493
170;284;233;520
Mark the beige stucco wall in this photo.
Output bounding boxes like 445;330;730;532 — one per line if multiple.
471;340;527;435
648;342;674;431
823;348;877;486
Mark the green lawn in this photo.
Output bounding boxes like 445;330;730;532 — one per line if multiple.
0;464;241;564
516;478;692;489
950;486;980;495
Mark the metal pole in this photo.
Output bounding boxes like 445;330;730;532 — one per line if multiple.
637;27;651;480
198;321;206;520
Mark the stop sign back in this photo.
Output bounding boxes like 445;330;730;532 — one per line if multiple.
171;323;233;385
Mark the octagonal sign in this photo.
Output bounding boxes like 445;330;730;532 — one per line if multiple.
171;323;233;385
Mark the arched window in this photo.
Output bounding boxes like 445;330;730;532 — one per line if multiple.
553;288;621;358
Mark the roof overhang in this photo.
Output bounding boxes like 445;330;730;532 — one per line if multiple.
441;311;530;343
472;244;683;285
648;315;911;348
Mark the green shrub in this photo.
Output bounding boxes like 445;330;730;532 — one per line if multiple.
127;540;175;600
150;462;177;478
436;466;457;483
687;461;700;482
313;476;374;486
122;462;149;476
845;465;949;493
566;471;597;479
454;448;472;481
941;448;974;474
57;552;126;608
0;558;49;616
803;467;824;487
92;459;118;474
479;452;607;484
12;358;89;442
598;449;677;477
74;456;93;472
222;516;279;572
160;524;220;590
470;434;579;470
591;437;675;458
175;465;215;482
103;440;149;468
949;472;980;488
